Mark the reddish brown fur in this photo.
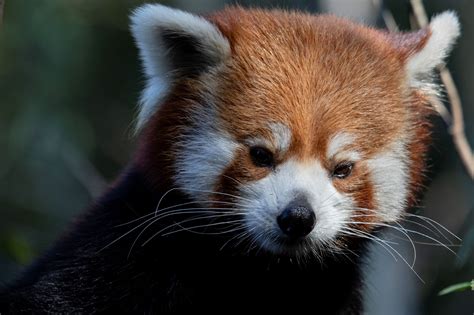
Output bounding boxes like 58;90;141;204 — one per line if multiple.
404;90;434;208
211;8;407;157
137;7;434;233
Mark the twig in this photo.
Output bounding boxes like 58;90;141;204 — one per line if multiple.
409;0;474;178
439;68;474;178
427;95;452;124
371;0;399;31
410;0;428;27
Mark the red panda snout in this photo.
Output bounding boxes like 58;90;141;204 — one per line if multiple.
237;156;362;255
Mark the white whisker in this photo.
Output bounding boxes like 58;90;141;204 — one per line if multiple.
142;219;246;245
405;213;461;242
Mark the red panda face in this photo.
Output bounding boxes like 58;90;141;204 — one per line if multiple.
131;5;459;256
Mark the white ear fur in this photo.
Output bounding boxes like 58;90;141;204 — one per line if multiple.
130;4;230;130
407;11;460;85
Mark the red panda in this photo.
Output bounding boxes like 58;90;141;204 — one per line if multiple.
0;4;460;314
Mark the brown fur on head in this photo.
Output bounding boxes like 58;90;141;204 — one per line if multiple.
131;5;459;255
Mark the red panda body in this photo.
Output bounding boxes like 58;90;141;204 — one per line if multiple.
0;5;460;314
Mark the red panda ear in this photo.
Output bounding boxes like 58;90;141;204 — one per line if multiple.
130;4;230;130
389;11;460;88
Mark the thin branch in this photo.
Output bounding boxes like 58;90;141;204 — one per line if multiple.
380;9;399;32
439;68;474;178
409;0;474;178
427;95;452;124
371;0;399;31
410;0;428;27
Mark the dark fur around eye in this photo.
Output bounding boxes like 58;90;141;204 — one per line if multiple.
249;146;274;168
332;162;354;179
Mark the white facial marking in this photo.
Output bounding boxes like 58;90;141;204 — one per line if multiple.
174;106;238;201
406;11;460;87
130;4;230;130
245;122;292;154
240;159;353;254
367;139;409;222
327;132;361;162
269;122;292;153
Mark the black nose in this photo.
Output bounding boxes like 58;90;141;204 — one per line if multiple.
277;196;316;239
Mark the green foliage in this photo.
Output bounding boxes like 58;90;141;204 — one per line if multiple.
0;232;35;265
438;280;473;296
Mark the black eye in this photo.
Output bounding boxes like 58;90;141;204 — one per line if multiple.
332;162;354;179
249;146;274;168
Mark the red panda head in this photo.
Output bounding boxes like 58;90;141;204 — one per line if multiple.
130;5;460;256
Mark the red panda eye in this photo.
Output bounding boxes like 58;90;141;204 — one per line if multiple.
249;146;274;168
332;162;354;179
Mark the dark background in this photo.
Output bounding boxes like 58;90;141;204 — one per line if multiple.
0;1;472;314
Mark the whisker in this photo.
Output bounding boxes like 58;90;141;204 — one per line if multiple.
155;187;244;215
340;227;399;246
115;212;155;228
219;229;250;251
178;187;253;202
234;226;257;249
142;219;246;246
398;217;443;240
318;190;341;208
405;213;461;242
340;227;425;283
104;206;243;255
98;214;161;252
154;187;180;216
383;232;462;247
166;224;246;237
116;200;241;228
127;209;244;257
346;221;457;256
221;174;243;185
394;221;417;268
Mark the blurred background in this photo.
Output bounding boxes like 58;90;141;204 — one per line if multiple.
0;0;472;314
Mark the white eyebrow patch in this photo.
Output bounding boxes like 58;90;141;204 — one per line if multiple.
269;122;292;153
326;132;361;161
246;122;292;153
